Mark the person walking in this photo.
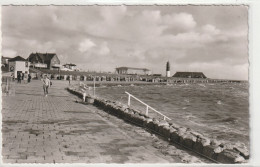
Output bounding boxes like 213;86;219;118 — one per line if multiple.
28;74;31;83
21;73;24;81
42;75;51;97
69;75;72;85
17;73;21;83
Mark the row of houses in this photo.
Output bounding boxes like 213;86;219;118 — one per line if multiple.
2;53;78;78
2;52;207;79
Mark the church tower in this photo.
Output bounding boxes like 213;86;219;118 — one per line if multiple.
166;61;170;77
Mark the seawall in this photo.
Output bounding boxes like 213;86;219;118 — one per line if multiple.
66;87;249;164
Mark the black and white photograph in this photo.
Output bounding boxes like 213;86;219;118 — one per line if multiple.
1;2;258;165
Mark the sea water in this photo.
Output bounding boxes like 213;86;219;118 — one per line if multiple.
94;82;249;148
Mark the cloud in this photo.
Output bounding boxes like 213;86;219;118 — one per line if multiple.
78;39;96;53
97;42;110;55
202;24;220;35
141;10;162;24
100;6;127;25
2;49;17;58
1;6;248;80
163;12;197;30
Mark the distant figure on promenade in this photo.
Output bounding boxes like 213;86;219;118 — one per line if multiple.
21;73;24;81
28;74;31;83
69;76;72;85
11;73;15;81
17;73;21;83
42;75;51;97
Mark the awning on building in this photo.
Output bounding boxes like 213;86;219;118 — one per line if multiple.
31;63;47;68
52;64;62;68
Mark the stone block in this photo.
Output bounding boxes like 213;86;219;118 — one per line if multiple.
181;133;197;149
158;125;165;135
131;114;142;125
210;139;221;147
202;144;219;160
153;122;160;133
86;98;94;104
123;112;131;121
217;149;245;164
161;126;171;139
170;131;180;143
143;118;153;128
177;127;187;134
233;145;250;159
170;123;181;129
193;136;211;154
147;121;156;131
193;140;204;154
159;120;169;127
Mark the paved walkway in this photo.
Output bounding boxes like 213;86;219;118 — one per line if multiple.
2;80;209;163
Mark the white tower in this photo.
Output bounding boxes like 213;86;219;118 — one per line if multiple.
166;61;170;77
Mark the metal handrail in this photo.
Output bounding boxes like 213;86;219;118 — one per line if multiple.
125;91;171;121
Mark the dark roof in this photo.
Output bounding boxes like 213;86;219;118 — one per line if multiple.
28;52;57;63
2;56;12;59
8;56;27;62
63;63;76;66
173;72;207;78
116;67;150;71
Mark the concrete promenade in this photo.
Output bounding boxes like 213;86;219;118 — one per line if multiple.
2;80;209;163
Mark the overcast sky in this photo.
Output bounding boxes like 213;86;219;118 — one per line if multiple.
2;6;248;80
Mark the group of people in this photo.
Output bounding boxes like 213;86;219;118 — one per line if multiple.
13;72;51;97
15;72;51;97
17;73;31;83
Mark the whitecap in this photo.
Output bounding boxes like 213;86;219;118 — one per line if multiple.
184;99;190;103
198;84;206;87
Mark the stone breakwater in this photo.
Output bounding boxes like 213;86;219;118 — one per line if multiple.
66;87;249;164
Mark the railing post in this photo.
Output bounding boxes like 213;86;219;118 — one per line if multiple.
128;94;131;107
93;76;96;97
146;105;149;116
83;92;86;102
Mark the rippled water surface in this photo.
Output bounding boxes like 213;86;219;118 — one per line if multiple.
92;82;249;147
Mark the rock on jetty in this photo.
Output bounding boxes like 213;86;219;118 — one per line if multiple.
66;87;249;164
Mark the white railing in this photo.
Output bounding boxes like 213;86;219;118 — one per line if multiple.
125;91;171;121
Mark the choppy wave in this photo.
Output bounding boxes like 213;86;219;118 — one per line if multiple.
94;82;249;148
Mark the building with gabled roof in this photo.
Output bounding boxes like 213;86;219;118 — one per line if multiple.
172;72;207;78
2;56;13;72
9;56;26;62
27;52;61;70
2;56;12;65
115;67;151;75
62;63;77;71
8;56;30;78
